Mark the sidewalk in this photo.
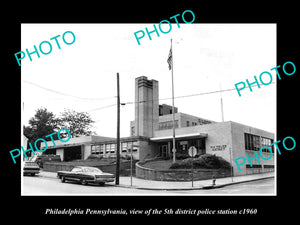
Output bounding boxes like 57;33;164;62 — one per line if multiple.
39;170;274;190
119;172;274;190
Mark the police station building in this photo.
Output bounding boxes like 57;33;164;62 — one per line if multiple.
42;76;275;176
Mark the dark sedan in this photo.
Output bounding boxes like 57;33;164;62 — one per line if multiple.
57;166;115;186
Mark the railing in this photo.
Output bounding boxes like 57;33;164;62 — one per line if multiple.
135;161;231;181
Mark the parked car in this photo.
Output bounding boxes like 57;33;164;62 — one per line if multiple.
23;161;40;176
33;154;61;168
57;166;115;186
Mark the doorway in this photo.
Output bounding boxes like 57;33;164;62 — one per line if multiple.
159;144;168;158
64;146;82;161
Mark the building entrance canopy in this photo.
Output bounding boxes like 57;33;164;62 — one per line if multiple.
150;133;208;142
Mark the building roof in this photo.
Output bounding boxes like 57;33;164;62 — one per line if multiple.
41;135;115;149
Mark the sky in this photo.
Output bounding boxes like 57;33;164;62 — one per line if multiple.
21;23;276;138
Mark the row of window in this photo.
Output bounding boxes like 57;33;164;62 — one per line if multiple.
186;121;198;127
186;119;211;127
91;141;138;155
244;133;274;152
159;120;179;130
158;119;212;130
246;164;274;168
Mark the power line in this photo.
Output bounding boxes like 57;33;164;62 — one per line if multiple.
23;80;116;101
23;80;275;112
87;104;117;112
123;82;275;105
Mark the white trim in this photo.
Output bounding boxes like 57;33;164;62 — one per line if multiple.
150;133;207;141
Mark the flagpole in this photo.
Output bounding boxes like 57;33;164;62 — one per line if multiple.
220;83;224;122
171;39;176;163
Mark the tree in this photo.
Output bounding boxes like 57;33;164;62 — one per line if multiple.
23;108;96;151
58;109;95;138
23;107;60;151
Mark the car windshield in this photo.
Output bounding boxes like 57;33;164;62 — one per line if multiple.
83;167;102;173
72;167;83;172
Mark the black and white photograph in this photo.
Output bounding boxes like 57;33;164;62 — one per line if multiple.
20;23;276;196
4;4;298;221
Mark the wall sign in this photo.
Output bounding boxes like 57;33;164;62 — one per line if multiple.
210;145;227;151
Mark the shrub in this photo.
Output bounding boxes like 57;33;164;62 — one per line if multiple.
169;154;231;169
170;158;193;169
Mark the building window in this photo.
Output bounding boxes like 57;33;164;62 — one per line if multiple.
198;119;212;125
110;144;116;153
244;133;273;152
131;126;135;136
105;144;110;153
245;133;260;151
186;121;190;127
261;137;274;152
121;142;128;153
246;164;262;168
105;144;116;154
91;145;101;154
120;141;139;153
264;165;274;168
158;120;178;130
100;144;104;154
133;141;138;152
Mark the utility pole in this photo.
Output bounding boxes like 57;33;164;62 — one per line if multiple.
115;73;120;185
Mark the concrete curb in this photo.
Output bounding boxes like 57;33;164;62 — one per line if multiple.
38;170;274;191
115;175;274;191
201;176;274;190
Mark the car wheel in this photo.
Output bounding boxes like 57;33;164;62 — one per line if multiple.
81;179;88;185
61;176;65;183
99;182;105;186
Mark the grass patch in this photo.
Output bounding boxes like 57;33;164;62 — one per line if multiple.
141;159;173;170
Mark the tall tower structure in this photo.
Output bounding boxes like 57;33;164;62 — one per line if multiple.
135;76;159;137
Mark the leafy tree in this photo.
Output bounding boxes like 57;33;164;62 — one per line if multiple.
57;109;95;138
23;107;60;151
24;108;96;152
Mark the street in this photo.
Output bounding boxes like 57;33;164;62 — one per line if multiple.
22;174;275;195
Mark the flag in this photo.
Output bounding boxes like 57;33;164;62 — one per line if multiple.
167;47;172;70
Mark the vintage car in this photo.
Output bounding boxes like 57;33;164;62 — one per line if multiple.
23;161;40;176
57;166;115;186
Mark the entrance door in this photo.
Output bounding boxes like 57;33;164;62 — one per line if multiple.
160;145;168;158
179;141;188;152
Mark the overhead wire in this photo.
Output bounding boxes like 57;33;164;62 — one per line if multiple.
22;80;275;112
23;80;116;101
123;82;275;105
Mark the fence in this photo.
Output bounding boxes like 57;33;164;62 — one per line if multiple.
136;161;231;181
43;160;137;176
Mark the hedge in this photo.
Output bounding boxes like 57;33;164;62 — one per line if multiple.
170;154;231;169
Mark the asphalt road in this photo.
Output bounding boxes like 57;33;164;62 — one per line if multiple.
22;175;275;195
